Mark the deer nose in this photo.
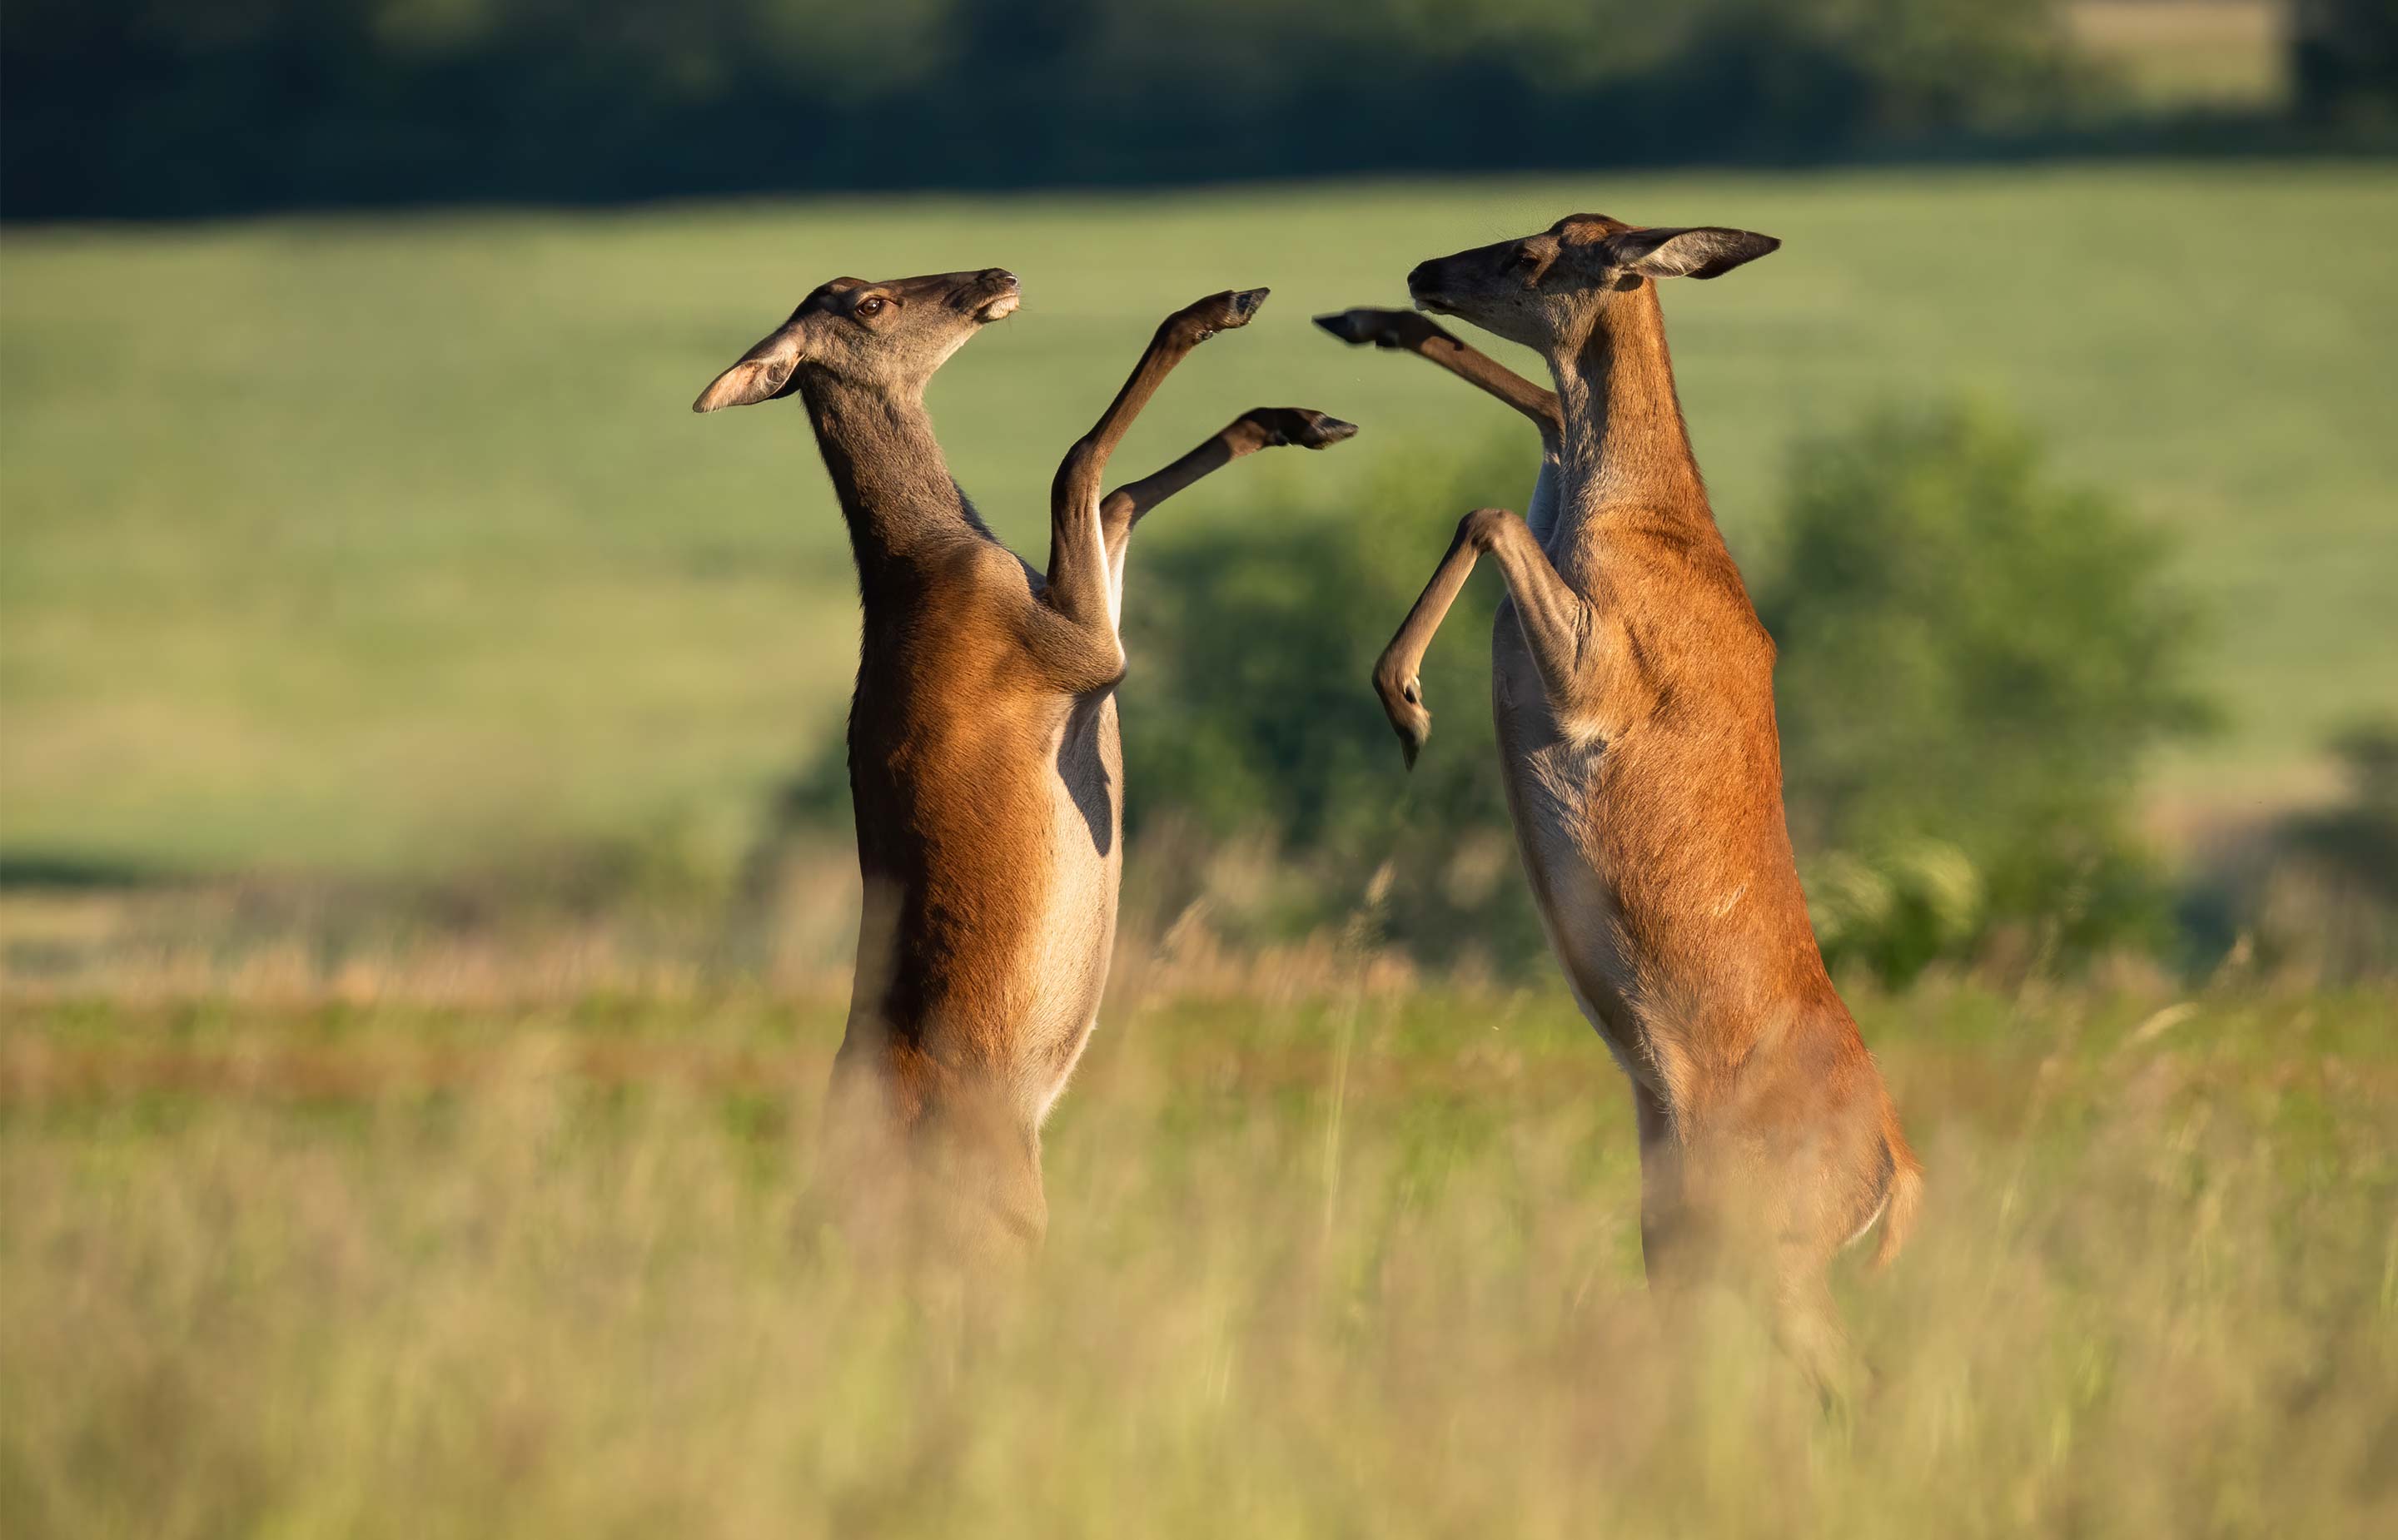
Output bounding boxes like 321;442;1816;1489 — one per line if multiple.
1405;261;1437;293
983;269;1018;291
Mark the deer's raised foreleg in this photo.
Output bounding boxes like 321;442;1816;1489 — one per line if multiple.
1097;406;1356;577
1316;307;1564;538
1042;289;1269;642
1373;507;1604;767
1315;309;1563;448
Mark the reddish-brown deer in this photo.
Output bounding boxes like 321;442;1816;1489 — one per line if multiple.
1319;216;1920;1391
697;270;1354;1269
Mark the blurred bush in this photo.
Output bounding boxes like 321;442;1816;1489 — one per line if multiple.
2;0;2100;216
1117;445;1547;971
2231;718;2398;982
1754;403;2214;982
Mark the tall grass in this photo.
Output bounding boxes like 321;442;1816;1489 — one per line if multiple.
5;941;2391;1538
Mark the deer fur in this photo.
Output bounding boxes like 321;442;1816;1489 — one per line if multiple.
697;270;1354;1269
1318;216;1920;1392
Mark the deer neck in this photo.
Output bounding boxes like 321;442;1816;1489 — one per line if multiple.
1545;285;1713;570
798;371;976;597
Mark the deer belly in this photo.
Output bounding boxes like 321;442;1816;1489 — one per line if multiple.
1008;696;1122;1125
1495;698;1656;1091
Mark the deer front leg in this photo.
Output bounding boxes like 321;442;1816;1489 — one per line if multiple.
1373;508;1599;767
1314;309;1563;448
1098;406;1356;577
1045;288;1269;635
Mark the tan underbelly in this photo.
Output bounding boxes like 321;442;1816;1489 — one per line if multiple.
1490;643;1655;1090
1008;693;1121;1124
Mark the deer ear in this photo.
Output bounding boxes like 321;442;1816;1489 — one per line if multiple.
692;321;810;412
1605;226;1780;281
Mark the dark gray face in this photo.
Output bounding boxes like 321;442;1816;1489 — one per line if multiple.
1404;214;1779;354
694;267;1020;411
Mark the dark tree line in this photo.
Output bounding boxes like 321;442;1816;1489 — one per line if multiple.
5;0;2101;217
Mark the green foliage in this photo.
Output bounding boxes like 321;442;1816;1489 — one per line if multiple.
1755;403;2215;979
2247;717;2398;981
2297;718;2398;892
1121;445;1545;967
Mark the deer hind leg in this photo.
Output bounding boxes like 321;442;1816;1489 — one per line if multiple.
1642;1097;1867;1403
819;1040;1047;1281
1770;1257;1863;1406
1633;1080;1714;1366
1373;506;1602;766
1758;1110;1880;1403
918;1110;1049;1276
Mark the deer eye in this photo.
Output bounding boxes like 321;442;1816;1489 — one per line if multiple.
855;296;888;319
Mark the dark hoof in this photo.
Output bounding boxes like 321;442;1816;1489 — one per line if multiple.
1374;671;1430;769
1180;287;1269;344
1253;407;1357;449
1314;306;1424;350
1296;412;1358;449
1313;309;1381;345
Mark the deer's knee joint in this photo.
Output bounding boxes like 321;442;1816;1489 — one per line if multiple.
1460;506;1515;549
1051;443;1106;511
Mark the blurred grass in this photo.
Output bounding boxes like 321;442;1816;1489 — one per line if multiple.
5;165;2396;877
3;957;2393;1538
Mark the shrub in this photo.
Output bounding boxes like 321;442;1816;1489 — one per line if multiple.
1754;403;2213;981
2246;718;2398;981
1120;444;1548;971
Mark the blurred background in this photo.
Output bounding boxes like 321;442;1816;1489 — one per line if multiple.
4;0;2393;986
7;7;2398;1538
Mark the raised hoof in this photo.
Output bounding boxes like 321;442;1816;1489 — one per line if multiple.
1314;307;1397;346
1294;411;1358;449
1251;407;1359;450
1181;287;1270;341
1374;671;1430;770
1313;307;1428;350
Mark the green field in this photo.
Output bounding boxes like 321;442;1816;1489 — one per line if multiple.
10;159;2392;1538
4;165;2396;878
4;953;2392;1538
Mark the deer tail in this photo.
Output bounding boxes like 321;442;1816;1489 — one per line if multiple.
1870;1121;1925;1272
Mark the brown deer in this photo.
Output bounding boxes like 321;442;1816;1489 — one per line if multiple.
696;269;1354;1267
1317;216;1920;1391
